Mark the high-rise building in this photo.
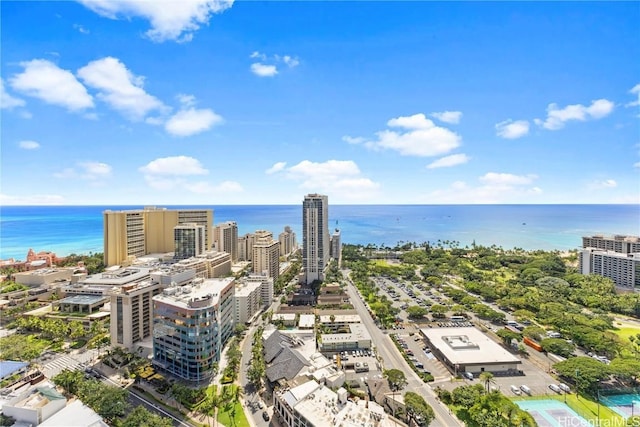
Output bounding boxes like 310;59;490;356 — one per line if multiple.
246;273;274;308
103;207;213;266
152;278;235;383
582;235;640;254
302;194;330;284
234;281;262;325
252;231;280;280
238;233;255;262
331;228;342;267
279;226;297;257
174;223;206;260
214;221;238;263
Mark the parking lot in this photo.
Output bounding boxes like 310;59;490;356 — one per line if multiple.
334;349;382;385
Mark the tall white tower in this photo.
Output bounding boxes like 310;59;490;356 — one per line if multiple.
302;194;329;284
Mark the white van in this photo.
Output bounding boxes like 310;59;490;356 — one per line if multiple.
510;385;521;395
464;372;474;380
520;385;532;395
549;384;562;394
558;383;571;393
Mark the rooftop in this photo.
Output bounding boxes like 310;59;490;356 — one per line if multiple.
420;327;521;366
58;295;107;305
321;323;371;344
153;277;235;309
39;399;109;427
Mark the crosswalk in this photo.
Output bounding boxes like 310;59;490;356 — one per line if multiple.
42;354;84;378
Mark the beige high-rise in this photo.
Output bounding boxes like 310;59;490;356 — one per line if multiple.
252;231;280;280
103;207;213;266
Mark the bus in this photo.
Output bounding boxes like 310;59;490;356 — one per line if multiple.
450;315;466;322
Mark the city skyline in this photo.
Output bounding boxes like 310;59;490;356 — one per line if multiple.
1;1;639;206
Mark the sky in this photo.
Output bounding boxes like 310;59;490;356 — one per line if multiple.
1;1;639;205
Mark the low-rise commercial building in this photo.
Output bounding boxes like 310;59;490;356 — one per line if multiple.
318;323;371;353
2;384;66;426
13;268;74;287
420;327;522;374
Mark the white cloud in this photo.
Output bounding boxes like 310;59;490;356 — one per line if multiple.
165;108;223;136
177;93;196;107
265;162;287;174
10;59;94;111
282;55;300;68
352;113;461;157
495;119;530;139
77;56;166;121
342;136;366;145
77;0;233;43
535;98;615;130
54;161;112;181
479;172;537;186
1;78;26;109
0;193;65;205
250;51;266;60
634;161;640;168
250;63;278;77
423;172;541;203
626;83;640;108
19;140;40;150
588;179;617;190
139;156;208;176
426;153;470;169
73;23;90;34
281;159;380;201
430;111;462;124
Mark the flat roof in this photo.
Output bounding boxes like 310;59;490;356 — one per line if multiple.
298;314;315;328
58;295;107;305
39;400;108;427
80;267;151;285
420;327;521;366
274;313;296;321
153;277;235;309
319;314;361;323
320;323;371;344
235;281;261;297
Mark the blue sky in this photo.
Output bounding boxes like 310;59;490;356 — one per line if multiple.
1;1;639;205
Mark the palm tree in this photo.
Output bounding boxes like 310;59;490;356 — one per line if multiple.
479;372;495;394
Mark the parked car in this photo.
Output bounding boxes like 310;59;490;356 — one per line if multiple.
262;411;270;421
510;385;521;395
558;383;571;393
549;384;562;394
520;385;532;395
464;372;474;380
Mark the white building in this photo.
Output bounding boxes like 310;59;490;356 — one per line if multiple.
2;384;66;426
582;234;640;254
246;273;274;307
274;380;394;427
234;280;262;325
298;314;315;329
420;327;522;374
580;248;640;290
318;323;372;353
302;194;330;285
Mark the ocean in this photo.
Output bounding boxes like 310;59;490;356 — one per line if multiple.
1;205;639;261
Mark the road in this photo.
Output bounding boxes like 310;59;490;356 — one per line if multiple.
343;272;463;427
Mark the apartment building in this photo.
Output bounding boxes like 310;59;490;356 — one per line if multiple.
302;194;330;284
331;228;342;267
580;248;640;290
103;207;213;266
279;226;297;257
152;278;235;383
246;273;274;308
582;234;640;254
253;231;280;280
234;280;262;325
173;250;231;279
238;233;255;262
174;223;206;260
214;221;238;263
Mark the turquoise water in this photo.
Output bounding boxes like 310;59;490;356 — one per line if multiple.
1;204;639;260
600;393;640;417
516;399;592;427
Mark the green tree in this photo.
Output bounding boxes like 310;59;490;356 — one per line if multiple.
384;368;407;392
406;305;429;319
430;304;447;319
540;338;575;358
404;391;435;426
479;372;495;394
496;329;521;346
117;406;173;427
554;357;612;395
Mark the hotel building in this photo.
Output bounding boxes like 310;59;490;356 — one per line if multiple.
238;233;255;262
302;194;330;284
152;278;235;383
174;223;206;260
215;221;238;263
253;231;280;280
103;207;213;266
278;226;297;257
331;228;342;267
580;234;640;290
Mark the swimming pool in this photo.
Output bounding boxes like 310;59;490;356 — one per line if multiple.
599;393;640;418
515;399;592;427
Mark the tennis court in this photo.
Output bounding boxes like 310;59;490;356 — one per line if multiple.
600;393;640;418
516;399;592;427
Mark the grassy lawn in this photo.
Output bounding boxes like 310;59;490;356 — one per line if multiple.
513;393;624;426
612;325;640;340
0;334;52;360
216;400;250;427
